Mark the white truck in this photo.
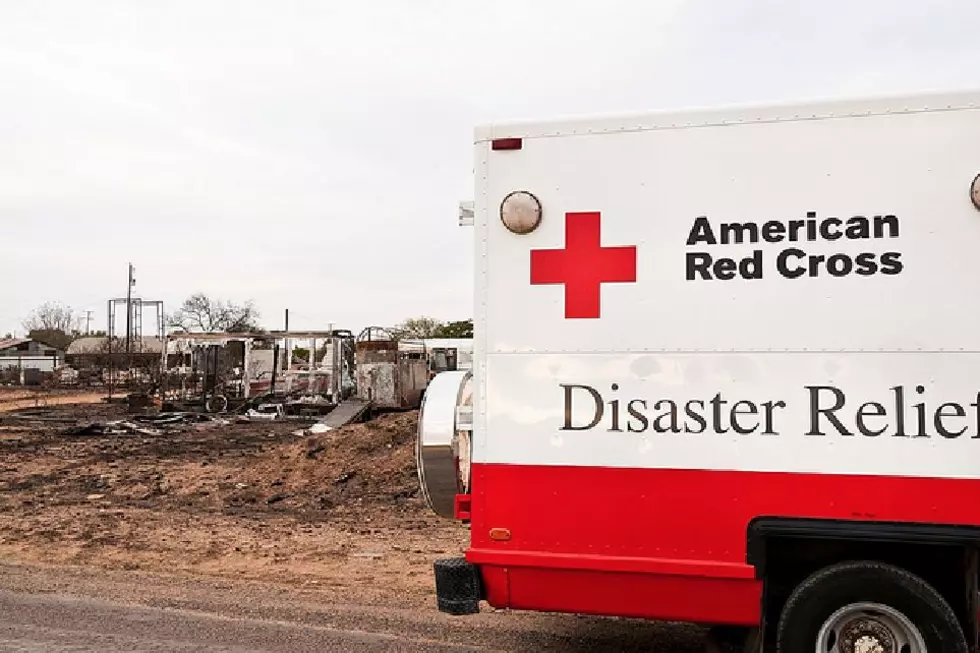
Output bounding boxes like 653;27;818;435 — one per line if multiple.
416;89;980;652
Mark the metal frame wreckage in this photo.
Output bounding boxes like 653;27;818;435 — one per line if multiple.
158;326;471;429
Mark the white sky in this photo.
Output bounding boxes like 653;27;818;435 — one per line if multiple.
2;0;978;337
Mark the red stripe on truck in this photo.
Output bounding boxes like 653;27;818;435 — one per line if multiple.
464;462;980;624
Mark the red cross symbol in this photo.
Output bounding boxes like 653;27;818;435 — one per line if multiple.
530;212;637;319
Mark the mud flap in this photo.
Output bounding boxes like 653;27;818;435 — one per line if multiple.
433;557;482;615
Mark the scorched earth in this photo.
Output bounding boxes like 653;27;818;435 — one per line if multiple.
0;388;708;651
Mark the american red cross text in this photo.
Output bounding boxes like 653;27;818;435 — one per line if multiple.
530;212;637;319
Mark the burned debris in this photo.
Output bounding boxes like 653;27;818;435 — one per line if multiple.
4;322;473;438
160;329;357;419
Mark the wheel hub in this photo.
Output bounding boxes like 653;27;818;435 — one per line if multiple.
840;619;895;653
816;602;925;653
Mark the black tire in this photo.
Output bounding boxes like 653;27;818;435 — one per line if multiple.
776;560;967;653
206;394;228;413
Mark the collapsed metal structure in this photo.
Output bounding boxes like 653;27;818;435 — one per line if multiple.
160;329;354;416
158;327;470;427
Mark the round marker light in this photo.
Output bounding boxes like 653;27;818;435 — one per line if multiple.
972;174;980;211
500;190;542;234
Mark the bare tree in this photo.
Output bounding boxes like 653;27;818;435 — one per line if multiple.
22;301;74;333
20;302;77;350
168;293;261;333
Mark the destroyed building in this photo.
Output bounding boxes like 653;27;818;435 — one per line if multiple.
160;329;356;416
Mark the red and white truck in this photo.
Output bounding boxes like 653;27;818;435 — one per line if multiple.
416;89;980;652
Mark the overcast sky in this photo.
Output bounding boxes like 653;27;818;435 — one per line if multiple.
2;0;978;338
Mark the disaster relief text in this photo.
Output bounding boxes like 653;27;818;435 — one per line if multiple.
560;383;980;439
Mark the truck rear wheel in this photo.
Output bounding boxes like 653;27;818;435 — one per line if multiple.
775;560;967;653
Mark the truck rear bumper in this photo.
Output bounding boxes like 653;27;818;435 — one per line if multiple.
433;557;483;615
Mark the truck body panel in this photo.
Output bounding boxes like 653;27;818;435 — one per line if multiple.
427;89;980;631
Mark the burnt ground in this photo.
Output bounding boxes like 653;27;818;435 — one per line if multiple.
0;390;467;606
0;389;712;650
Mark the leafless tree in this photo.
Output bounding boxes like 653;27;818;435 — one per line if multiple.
22;301;74;333
167;293;261;333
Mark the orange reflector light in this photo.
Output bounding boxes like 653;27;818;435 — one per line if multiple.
488;528;511;541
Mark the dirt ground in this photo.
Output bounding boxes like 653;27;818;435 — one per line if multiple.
0;388;714;650
0;387;468;607
0;387;107;412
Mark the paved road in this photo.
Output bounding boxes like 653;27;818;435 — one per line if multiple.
0;589;717;652
0;565;712;652
0;589;477;652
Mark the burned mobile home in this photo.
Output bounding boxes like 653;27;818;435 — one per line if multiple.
156;326;446;426
160;329;356;416
354;327;430;411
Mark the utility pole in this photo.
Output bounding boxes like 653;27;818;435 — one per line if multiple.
84;310;93;335
125;263;135;369
284;309;290;373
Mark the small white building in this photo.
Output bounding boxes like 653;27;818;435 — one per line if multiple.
0;338;65;372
